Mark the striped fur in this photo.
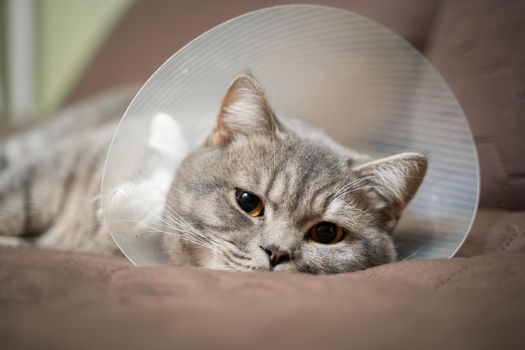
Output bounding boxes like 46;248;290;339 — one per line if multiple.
161;75;428;273
0;77;427;274
0;88;135;254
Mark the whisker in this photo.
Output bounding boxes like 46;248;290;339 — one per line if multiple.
103;218;215;249
109;169;221;250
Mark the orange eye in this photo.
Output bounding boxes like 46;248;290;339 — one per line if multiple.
235;189;264;217
309;222;345;244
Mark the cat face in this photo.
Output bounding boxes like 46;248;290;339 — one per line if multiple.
163;74;427;274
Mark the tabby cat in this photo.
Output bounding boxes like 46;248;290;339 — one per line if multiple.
0;74;427;274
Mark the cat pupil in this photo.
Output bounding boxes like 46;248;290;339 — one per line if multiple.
316;222;338;244
236;190;263;216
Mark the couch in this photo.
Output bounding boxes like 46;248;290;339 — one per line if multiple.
1;1;524;349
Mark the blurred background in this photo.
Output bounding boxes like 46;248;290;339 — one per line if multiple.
0;0;133;126
0;0;438;129
0;0;523;209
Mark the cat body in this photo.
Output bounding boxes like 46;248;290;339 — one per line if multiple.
0;76;427;274
0;90;133;255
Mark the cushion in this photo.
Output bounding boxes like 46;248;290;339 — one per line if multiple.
426;0;525;209
1;209;524;350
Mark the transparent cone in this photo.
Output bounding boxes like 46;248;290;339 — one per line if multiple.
101;5;479;266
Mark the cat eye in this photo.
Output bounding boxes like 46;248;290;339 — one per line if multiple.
308;222;345;244
235;189;264;217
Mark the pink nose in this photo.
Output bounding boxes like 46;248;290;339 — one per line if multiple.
261;245;290;267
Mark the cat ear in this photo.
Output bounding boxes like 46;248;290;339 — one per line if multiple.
208;74;278;146
352;152;428;232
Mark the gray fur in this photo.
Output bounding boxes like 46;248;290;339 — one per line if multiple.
0;88;134;254
0;78;427;274
161;74;427;274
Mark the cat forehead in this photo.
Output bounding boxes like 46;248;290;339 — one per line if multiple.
226;141;353;205
227;133;348;171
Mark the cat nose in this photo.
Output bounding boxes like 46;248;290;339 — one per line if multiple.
261;245;290;267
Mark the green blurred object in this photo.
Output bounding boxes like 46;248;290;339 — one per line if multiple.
1;0;134;126
38;0;134;116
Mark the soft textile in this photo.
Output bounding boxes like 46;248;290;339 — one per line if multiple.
1;210;524;350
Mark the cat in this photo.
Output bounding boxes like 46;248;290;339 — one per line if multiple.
0;74;427;274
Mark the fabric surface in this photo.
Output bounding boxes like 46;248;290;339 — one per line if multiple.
458;209;525;257
1;210;525;350
426;0;525;209
3;1;525;349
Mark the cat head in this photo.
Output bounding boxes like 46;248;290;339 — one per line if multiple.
163;74;427;274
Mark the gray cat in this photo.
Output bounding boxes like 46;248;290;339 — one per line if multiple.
0;74;427;274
